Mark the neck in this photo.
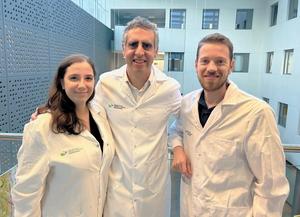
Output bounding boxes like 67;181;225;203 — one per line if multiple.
204;84;228;108
75;105;90;131
76;104;89;115
127;69;151;90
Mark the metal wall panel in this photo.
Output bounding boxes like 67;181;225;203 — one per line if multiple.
0;0;113;173
0;0;9;133
0;0;113;133
48;0;95;75
8;75;49;132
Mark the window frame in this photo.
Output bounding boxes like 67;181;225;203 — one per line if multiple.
270;2;279;26
168;52;184;72
169;9;186;29
262;97;270;103
266;51;274;73
235;9;254;30
288;0;298;20
278;102;288;127
202;9;219;29
233;53;250;73
283;49;294;75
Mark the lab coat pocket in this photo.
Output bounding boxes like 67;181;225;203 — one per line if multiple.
146;153;168;194
204;137;237;170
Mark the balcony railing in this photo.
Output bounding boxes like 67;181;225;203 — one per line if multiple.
1;132;300;217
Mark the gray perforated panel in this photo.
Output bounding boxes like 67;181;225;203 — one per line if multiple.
0;0;9;133
8;75;49;132
0;0;5;78
0;0;113;174
48;0;95;75
0;78;9;132
0;141;21;173
3;0;48;29
3;0;50;76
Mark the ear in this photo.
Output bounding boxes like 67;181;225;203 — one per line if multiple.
154;48;158;58
229;59;235;74
195;58;198;71
122;42;126;58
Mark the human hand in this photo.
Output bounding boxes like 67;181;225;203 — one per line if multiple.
30;108;39;121
172;146;192;178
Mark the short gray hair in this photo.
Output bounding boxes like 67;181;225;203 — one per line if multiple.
122;16;159;51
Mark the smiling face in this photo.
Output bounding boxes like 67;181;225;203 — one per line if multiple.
122;28;157;78
61;61;95;108
195;43;234;94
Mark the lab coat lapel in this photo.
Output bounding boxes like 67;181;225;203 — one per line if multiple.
120;80;136;105
139;67;162;105
139;79;158;105
192;89;223;136
200;104;222;136
192;91;202;130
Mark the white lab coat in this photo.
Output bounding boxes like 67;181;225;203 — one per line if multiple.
91;65;181;217
169;82;289;217
12;106;115;217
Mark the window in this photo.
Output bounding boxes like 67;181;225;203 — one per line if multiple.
168;52;184;71
262;97;270;103
288;0;298;19
270;2;278;26
266;52;274;73
283;49;294;74
170;9;186;29
202;9;219;29
235;9;253;29
233;53;250;72
278;102;288;127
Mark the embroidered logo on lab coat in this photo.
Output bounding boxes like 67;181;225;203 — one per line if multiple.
108;104;125;109
60;148;83;156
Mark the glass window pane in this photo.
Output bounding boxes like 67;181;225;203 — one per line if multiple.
278;102;288;127
266;51;274;73
236;9;253;29
283;49;293;74
288;0;298;19
170;9;186;29
233;53;250;72
168;52;184;71
202;9;219;29
270;2;278;26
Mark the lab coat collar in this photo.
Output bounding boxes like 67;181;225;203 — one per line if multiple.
79;105;109;151
116;64;168;105
220;81;247;107
190;81;241;130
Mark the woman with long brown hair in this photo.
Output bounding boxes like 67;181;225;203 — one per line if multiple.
12;54;115;217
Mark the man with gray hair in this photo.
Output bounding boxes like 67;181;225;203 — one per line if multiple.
92;16;181;217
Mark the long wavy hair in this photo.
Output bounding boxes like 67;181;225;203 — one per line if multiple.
39;54;96;135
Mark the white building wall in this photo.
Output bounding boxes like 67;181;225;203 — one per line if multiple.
260;0;300;144
109;0;300;144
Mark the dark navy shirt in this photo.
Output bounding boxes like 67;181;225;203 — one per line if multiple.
198;91;216;127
